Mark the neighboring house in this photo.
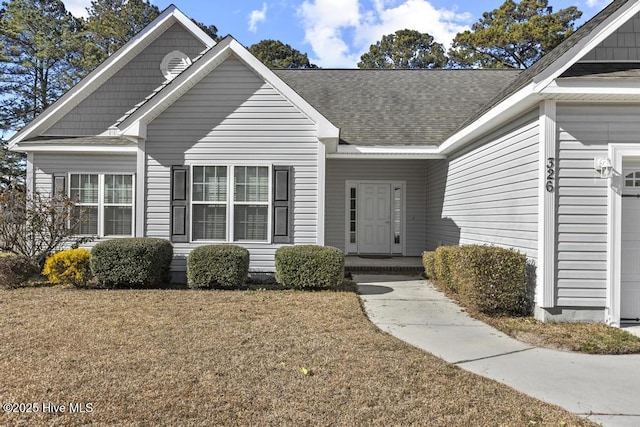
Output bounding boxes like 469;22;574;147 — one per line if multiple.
8;0;640;326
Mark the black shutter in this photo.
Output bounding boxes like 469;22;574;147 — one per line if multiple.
272;166;293;244
170;166;189;243
52;174;66;196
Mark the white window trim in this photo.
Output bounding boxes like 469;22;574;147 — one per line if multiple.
191;166;228;242
190;164;273;244
344;180;406;255
607;144;640;327
69;172;136;238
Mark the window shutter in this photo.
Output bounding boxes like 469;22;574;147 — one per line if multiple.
272;166;293;244
52;174;66;196
170;166;189;243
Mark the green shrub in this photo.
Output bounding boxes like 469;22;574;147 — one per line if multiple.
453;245;530;317
422;251;436;279
187;245;249;289
43;248;93;287
433;246;460;292
0;255;40;288
275;245;344;289
91;238;173;288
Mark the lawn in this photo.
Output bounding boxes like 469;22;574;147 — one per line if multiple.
0;287;595;426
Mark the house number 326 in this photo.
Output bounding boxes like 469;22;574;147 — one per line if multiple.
546;157;555;192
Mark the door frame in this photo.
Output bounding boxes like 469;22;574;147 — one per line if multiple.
607;144;640;326
344;180;406;255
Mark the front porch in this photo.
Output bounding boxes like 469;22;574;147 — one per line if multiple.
345;256;423;274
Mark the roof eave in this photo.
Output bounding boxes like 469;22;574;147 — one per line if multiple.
533;0;640;92
439;83;540;156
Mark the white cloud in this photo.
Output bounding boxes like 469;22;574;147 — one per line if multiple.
585;0;609;7
249;3;268;33
298;0;472;68
61;0;92;18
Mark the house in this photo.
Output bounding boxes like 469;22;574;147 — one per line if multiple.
8;0;640;326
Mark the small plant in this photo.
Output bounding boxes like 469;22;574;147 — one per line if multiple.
0;254;40;288
91;238;173;288
275;245;344;289
0;186;92;267
42;248;92;287
187;245;249;289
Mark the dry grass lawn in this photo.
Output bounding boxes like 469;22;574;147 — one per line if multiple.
485;316;640;354
0;287;596;426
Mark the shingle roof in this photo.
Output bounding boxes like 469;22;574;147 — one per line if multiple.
275;69;520;146
23;136;134;145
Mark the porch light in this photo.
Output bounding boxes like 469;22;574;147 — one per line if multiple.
594;157;613;179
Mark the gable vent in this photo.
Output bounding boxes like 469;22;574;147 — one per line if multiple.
161;50;192;80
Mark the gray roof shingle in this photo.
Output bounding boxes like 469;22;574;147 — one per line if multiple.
275;69;520;146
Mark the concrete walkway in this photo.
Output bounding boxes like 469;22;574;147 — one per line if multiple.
356;275;640;427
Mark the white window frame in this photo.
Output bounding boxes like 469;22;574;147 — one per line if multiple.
191;165;228;242
190;164;272;244
69;172;136;238
344;180;406;255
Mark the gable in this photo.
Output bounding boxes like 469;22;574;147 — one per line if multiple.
146;55;317;147
580;12;640;61
43;24;207;137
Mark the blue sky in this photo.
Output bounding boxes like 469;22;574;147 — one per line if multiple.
61;0;612;67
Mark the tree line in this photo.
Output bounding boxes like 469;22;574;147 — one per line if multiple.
0;0;582;185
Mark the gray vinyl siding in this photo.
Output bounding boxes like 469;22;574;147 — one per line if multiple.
556;104;640;307
580;12;640;61
145;56;319;272
33;153;137;194
324;159;427;256
44;24;206;136
426;110;539;261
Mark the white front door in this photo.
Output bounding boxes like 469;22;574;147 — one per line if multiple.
621;195;640;321
358;183;391;254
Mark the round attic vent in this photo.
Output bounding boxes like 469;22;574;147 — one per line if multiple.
161;50;191;80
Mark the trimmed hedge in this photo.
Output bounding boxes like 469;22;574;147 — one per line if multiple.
43;248;92;287
454;246;529;316
429;245;532;317
0;255;39;288
187;245;249;289
275;245;344;289
91;238;173;288
422;251;436;279
433;246;461;292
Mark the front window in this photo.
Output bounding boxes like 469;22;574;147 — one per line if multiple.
234;166;269;241
191;165;270;242
71;174;99;235
70;173;135;237
192;166;227;241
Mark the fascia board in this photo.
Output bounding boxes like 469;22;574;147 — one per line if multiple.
8;6;215;149
120;38;235;136
439;83;540;156
533;1;640;92
228;39;340;142
12;145;138;154
543;79;640;95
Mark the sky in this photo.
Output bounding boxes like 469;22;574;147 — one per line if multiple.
61;0;613;68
